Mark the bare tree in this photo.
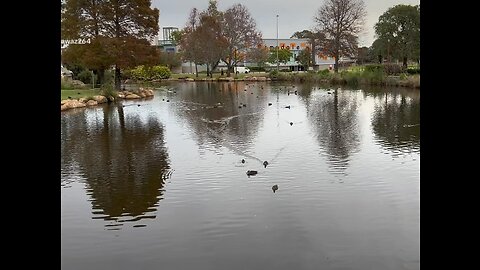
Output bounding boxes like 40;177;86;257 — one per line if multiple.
221;4;262;77
314;0;366;73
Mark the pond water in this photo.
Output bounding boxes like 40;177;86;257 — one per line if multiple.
61;82;420;270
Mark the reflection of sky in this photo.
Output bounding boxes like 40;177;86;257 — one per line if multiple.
62;84;419;270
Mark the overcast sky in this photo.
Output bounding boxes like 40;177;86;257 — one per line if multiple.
153;0;419;47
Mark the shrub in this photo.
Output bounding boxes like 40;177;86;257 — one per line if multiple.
100;84;117;101
103;70;114;85
406;68;420;74
269;70;279;77
364;64;384;72
61;78;75;90
151;65;171;79
342;72;360;87
131;65;171;81
318;69;330;75
121;69;133;80
383;63;403;75
77;70;96;85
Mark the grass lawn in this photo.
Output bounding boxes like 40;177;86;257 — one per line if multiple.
61;89;102;101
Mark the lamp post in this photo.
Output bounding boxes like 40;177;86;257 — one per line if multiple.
276;14;279;71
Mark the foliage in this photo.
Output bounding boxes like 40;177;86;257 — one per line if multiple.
374;4;420;68
406;68;421;74
246;46;270;67
61;78;75;90
356;46;370;64
131;65;171;81
314;0;366;73
364;64;384;72
77;70;96;85
297;47;313;69
100;84;117;101
291;30;325;66
383;63;404;75
159;51;182;70
267;48;292;65
221;3;262;76
61;0;160;89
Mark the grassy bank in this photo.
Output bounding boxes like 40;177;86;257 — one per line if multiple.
268;69;420;88
169;71;269;80
61;89;102;100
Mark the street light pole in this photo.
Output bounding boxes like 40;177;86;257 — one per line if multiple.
276;14;279;71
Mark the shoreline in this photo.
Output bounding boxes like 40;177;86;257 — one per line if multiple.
61;88;154;111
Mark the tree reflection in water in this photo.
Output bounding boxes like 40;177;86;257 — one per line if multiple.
369;88;420;158
169;82;266;160
61;104;171;230
303;87;361;176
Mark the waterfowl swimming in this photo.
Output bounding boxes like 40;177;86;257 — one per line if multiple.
263;161;269;168
239;106;242;108
272;185;278;193
290;122;293;126
268;103;272;106
166;100;170;102
243;104;246;107
246;170;258;176
67;96;72;99
285;105;291;109
241;159;246;164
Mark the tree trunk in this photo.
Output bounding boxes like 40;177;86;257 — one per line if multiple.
403;57;408;69
95;69;105;85
227;62;231;77
334;54;339;73
114;65;121;91
195;63;198;77
206;65;210;77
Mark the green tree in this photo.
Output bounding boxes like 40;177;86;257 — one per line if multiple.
374;4;420;68
356;46;369;65
369;38;388;63
61;0;160;90
159;51;181;70
291;30;325;68
268;48;292;65
314;0;366;73
296;47;313;69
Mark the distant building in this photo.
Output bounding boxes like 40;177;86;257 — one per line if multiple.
155;33;352;73
157;27;179;53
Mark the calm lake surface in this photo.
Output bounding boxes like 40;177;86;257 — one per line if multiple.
61;82;420;270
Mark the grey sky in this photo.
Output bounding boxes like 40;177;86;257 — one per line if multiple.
153;0;419;47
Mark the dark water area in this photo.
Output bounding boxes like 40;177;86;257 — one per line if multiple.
61;81;419;270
